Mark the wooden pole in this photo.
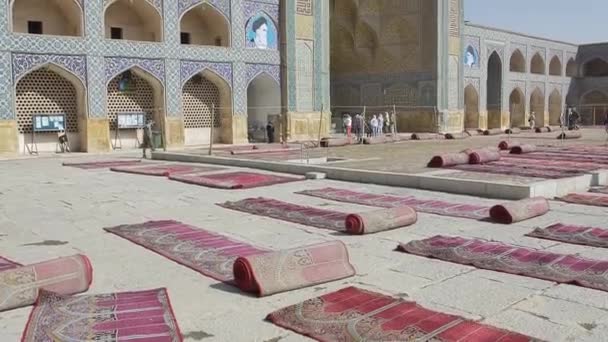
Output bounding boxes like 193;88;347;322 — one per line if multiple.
393;104;397;134
208;104;215;156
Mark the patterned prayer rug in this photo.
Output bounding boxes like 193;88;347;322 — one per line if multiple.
219;198;348;231
63;160;142;169
0;255;92;312
527;223;608;248
399;235;608;292
488;160;598;173
453;164;584;179
489;197;549;224
0;256;20;272
233;241;356;297
509;153;608;165
169;171;302;189
557;193;608;207
104;220;268;282
111;163;223;177
267;286;539;341
502;156;604;171
296;188;491;220
21;288;183;342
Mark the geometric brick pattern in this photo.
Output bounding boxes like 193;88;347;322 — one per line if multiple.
106;73;155;130
182;77;220;128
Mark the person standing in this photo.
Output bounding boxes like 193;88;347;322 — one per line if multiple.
344;113;352;138
384;112;391;134
142;120;155;159
528;111;536;129
370;115;378;137
377;113;384;136
391;111;397;134
356;113;365;143
266;120;275;143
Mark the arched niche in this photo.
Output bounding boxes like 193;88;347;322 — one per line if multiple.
549;56;562;76
530;53;545;75
15;64;87;152
181;69;232;146
245;12;278;50
487;51;503;129
180;3;230;47
106;67;165;148
581;90;608;125
566;58;577;77
104;0;163;42
529;88;545;127
509;88;525;128
583;58;608;77
11;0;83;37
548;89;562;126
464;85;479;129
247;73;281;143
509;49;525;73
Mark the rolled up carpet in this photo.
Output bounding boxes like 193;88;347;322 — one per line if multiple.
427;153;470;167
465;130;482;136
233;241;355;297
0;255;92;311
510;144;537;154
444;132;468;140
411;133;445;140
489;197;549;224
363;136;387;145
505;128;521;134
519;126;532;131
557;131;582;140
535;126;550;133
344;206;417;235
498;140;520;150
483;128;503;136
320;138;352;147
468;149;501;164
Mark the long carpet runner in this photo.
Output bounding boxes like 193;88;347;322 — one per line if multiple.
296;188;491;220
0;255;92;312
233;241;356;297
21;288;183;342
104;220;268;282
453;164;583;179
219;198;348;231
267;286;539;342
502;156;605;171
111;163;223;177
590;186;608;195
0;256;20;272
557;193;608;207
399;235;608;292
169;171;302;189
508;152;608;165
63;160;142;169
527;223;608;248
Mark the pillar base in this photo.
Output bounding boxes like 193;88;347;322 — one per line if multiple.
82;117;111;153
284;111;331;142
0;120;19;154
220;115;248;145
440;110;465;133
165;117;185;148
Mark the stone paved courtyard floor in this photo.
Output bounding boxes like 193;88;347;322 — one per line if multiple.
1;155;608;341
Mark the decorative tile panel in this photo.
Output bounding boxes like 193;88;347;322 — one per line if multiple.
246;63;280;86
243;1;279;23
12;53;87;85
180;60;233;87
178;0;231;19
104;0;163;15
464;77;480;91
0;52;14;120
166;58;181;115
296;0;312;16
105;57;165;85
87;56;106;117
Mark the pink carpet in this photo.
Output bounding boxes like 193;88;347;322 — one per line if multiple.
427;152;469;167
503;156;605;170
296;188;491;220
219;198;348;231
233;241;355;297
0;256;20;272
558;193;608;207
468;149;501;164
498;140;520;150
345;206;417;235
63;160;142;169
111;163;223;177
590;186;608;195
510;144;537;154
483;128;504;136
1;255;92;312
453;164;584;179
104;220;268;282
489;197;549;224
510;152;608;165
527;223;608;248
169;171;302;189
411;133;445;140
267;286;537;342
21;288;183;342
399;235;608;292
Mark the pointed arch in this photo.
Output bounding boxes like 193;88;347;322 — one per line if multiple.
11;0;84;37
247;73;281;143
104;0;163;42
179;3;231;47
529;87;545;127
580;90;608;125
549;56;562;76
487;51;503;129
566;58;577;77
464;85;479;129
509;49;525;73
530;53;545;75
583;58;608;77
509;87;525;128
548;89;562;125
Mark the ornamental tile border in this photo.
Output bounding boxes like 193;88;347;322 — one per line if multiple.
246;63;280;86
104;57;165;84
180;60;233;87
12;53;87;85
103;0;163;15
178;0;231;19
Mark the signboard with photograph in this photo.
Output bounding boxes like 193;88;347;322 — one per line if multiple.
117;113;146;129
33;114;66;132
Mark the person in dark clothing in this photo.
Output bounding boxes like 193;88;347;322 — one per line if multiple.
266;121;275;143
142;120;155;159
604;112;608;133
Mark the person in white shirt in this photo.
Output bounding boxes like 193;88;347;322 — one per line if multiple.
377;114;384;136
370;115;378;137
343;114;352;138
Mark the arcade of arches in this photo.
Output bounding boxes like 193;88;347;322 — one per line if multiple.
487;52;503;129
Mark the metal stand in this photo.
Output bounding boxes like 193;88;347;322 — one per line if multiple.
113;124;122;150
208;104;215;156
27;129;39;155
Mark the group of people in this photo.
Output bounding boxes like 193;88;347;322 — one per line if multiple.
342;112;397;143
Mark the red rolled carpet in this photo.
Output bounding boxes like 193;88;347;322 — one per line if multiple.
169;171;302;189
399;235;608;292
444;132;469;140
535;126;550;133
320;138;352;147
505;127;521;134
63;160;141;169
557;131;582;140
267;286;537;341
233;241;355;297
558;193;608;207
510;144;537;154
483;128;503;136
22;288;183;342
111;163;222;177
498;140;520;150
527;223;608;248
411;133;445;140
489;197;549;224
0;255;92;312
344;206;417;235
468;148;501;164
427;152;470;167
363;136;389;144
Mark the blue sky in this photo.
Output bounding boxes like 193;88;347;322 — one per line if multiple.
464;0;606;44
